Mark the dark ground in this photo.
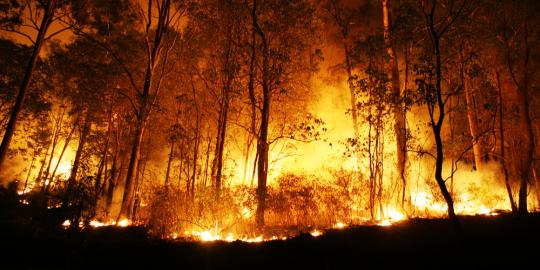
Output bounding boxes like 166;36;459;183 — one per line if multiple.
1;184;539;269
1;212;539;269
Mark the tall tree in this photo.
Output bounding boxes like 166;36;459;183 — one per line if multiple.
0;0;61;171
381;0;408;208
250;0;316;228
417;0;468;224
117;0;186;220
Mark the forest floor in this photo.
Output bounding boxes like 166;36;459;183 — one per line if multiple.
1;209;539;269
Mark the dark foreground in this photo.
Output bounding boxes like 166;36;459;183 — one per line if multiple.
1;214;539;269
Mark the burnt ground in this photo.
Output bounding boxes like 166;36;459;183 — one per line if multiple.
1;211;539;269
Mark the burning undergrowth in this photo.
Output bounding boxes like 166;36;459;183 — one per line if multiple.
47;163;512;243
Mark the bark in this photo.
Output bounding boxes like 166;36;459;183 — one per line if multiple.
0;0;58;170
382;0;407;208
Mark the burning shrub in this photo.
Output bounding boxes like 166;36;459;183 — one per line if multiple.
266;171;358;228
146;185;186;237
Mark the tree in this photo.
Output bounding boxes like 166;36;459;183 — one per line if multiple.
416;0;469;224
0;0;64;172
382;0;408;209
117;0;187;220
249;0;317;228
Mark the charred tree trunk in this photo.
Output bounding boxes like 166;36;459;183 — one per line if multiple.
0;0;57;171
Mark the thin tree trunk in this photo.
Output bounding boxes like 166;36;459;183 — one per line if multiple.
96;103;114;196
42;108;66;186
23;150;37;193
424;6;458;224
0;0;57;170
164;142;174;186
253;0;270;228
63;110;91;207
190;103;201;199
45;117;77;193
495;70;517;212
203;131;212;188
118;0;172;220
211;13;234;197
460;46;484;171
517;81;533;214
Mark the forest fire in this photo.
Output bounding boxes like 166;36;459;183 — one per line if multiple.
1;0;540;267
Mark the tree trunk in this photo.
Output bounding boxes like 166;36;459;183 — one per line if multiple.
495;70;517;212
23;150;37;193
95;104;114;196
45;117;77;193
460;47;485;171
426;13;458;224
255;89;269;228
253;0;269;229
211;13;234;198
211;94;229;197
382;0;407;208
517;82;533;215
118;122;144;220
117;0;172;220
190;106;201;199
63;111;91;207
0;0;57;171
164;142;174;186
42;108;66;185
